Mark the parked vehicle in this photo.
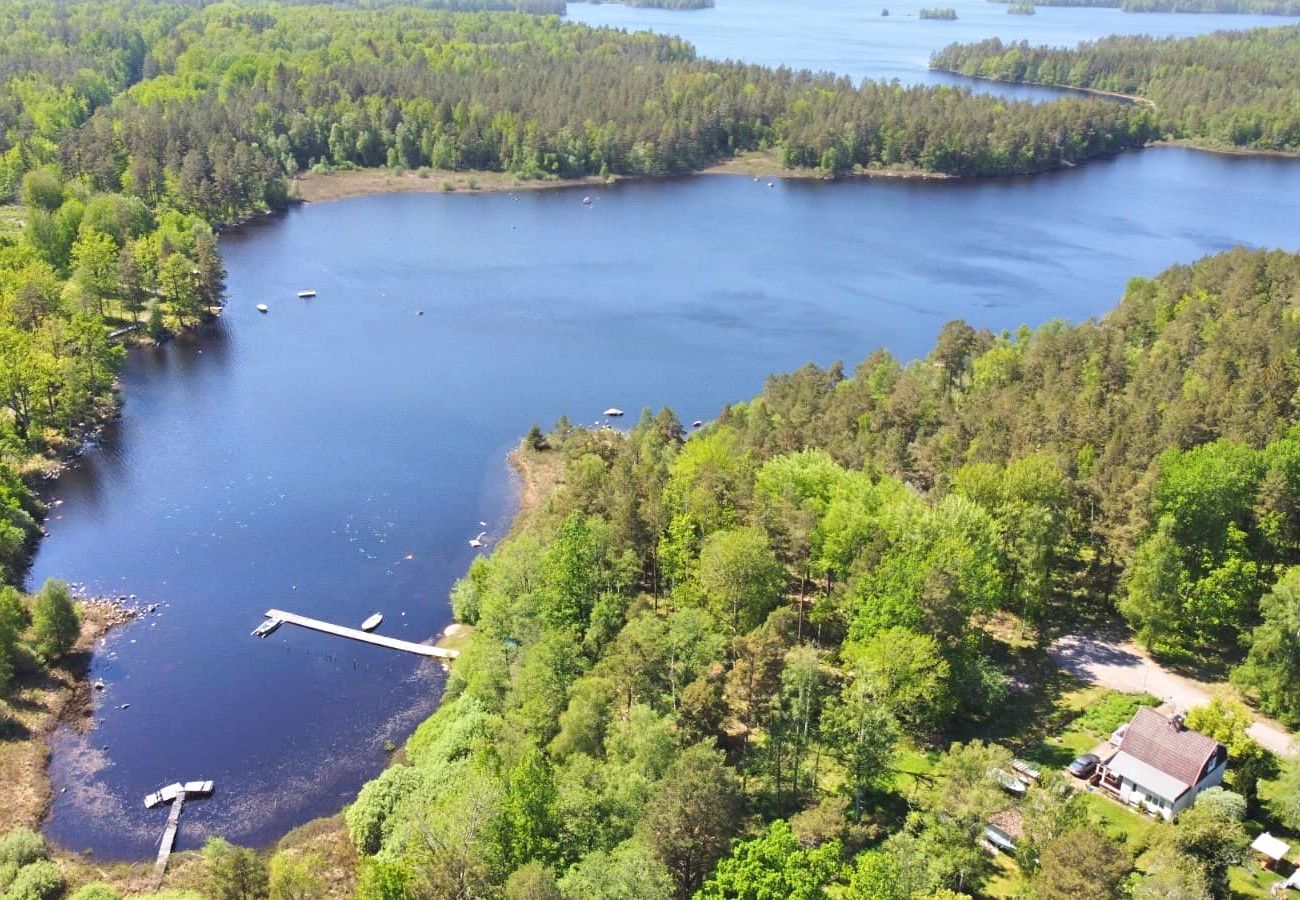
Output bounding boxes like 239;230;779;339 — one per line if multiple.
1068;753;1100;779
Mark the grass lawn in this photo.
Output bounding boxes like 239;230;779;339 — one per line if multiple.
1230;862;1284;898
892;744;939;792
982;851;1022;898
1080;791;1159;848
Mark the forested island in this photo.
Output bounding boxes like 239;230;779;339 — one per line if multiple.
932;28;1300;152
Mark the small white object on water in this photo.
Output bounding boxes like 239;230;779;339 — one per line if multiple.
582;196;592;205
469;539;483;548
604;408;624;417
256;304;268;313
120;704;130;710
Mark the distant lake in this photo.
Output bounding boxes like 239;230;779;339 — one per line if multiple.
33;146;1300;857
568;0;1297;99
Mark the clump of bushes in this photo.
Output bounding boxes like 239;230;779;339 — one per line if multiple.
0;829;62;900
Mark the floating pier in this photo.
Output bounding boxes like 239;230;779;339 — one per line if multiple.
262;609;458;659
145;780;214;889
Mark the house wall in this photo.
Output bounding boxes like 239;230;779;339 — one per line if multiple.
1171;759;1228;817
1117;778;1175;820
1114;758;1228;820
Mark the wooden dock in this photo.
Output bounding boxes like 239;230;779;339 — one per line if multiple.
151;793;185;888
264;609;458;659
146;780;214;889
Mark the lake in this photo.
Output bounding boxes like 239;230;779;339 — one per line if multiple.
568;0;1297;98
32;146;1300;857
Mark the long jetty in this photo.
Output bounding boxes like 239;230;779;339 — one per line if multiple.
151;794;185;887
264;609;458;659
145;780;214;889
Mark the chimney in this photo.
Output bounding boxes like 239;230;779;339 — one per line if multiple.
1171;713;1185;731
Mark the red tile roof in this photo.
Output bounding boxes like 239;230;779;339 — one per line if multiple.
1116;707;1223;787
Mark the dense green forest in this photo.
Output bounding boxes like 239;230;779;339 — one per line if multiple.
989;0;1300;14
0;0;1160;209
932;27;1300;151
317;248;1300;899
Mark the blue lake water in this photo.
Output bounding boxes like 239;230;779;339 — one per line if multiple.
568;0;1297;98
28;0;1300;858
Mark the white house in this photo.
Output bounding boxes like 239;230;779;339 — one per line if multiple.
1095;707;1227;820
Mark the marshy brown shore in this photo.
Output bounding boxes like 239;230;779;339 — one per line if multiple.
292;167;614;203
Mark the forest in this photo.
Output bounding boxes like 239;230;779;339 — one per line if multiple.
274;247;1300;900
932;27;1300;151
0;0;1161;213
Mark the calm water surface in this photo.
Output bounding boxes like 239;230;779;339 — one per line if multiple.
568;0;1297;97
33;147;1300;856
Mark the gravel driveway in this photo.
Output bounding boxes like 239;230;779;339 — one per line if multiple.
1049;633;1295;757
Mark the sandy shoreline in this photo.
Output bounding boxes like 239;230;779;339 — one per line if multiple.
292;168;616;203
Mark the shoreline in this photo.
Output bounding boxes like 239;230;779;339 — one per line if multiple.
275;133;1300;212
700;151;956;181
292;168;619;204
930;68;1158;109
2;597;147;836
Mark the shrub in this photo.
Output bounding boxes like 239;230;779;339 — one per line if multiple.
268;850;325;900
6;860;65;900
1075;691;1160;737
69;884;121;900
30;580;79;663
356;858;413;900
346;765;425;855
202;838;268;900
0;828;47;868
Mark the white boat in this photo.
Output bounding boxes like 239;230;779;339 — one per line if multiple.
604;408;624;417
297;289;316;298
256;304;268;313
251;617;282;638
991;768;1028;795
361;613;383;632
581;196;592;205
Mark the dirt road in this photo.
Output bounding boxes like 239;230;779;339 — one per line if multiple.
1049;632;1295;757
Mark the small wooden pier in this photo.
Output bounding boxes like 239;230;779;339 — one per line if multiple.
263;609;458;659
145;780;214;889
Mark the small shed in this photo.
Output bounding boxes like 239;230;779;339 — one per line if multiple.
1252;832;1291;869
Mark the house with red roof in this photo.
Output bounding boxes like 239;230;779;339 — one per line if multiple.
1095;707;1228;819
